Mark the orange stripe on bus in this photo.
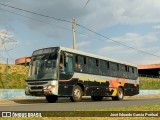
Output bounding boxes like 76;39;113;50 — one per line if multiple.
116;78;120;83
121;79;126;86
110;80;118;88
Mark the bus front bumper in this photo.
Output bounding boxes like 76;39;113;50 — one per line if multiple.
25;81;59;96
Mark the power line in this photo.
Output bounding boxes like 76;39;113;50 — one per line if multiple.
84;0;91;8
0;7;93;42
0;6;94;40
0;2;160;58
0;6;96;48
0;7;72;32
76;24;160;58
0;3;72;24
4;45;13;60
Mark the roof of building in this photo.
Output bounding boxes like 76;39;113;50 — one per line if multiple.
15;57;31;65
138;64;160;70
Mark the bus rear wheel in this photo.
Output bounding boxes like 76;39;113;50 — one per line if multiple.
46;95;58;103
112;87;124;101
70;85;83;102
91;96;103;101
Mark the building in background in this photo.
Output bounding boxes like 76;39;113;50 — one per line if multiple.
138;64;160;77
15;57;31;66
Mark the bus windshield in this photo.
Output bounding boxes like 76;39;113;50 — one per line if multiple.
27;52;58;80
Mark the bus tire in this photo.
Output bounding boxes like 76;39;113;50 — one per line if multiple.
70;85;83;102
91;96;103;101
46;95;58;103
112;87;124;101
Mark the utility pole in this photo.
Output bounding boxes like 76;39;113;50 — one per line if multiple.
72;17;76;49
6;58;8;89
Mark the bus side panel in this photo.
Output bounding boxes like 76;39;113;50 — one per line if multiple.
124;83;139;96
58;84;73;96
85;81;110;96
58;79;79;96
58;78;110;96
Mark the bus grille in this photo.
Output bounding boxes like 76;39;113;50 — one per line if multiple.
30;86;43;90
28;82;48;85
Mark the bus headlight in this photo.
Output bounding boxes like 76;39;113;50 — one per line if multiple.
44;85;55;90
47;85;55;89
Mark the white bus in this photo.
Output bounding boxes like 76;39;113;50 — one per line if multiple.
25;46;139;103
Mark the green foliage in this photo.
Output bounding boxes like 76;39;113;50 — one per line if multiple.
7;72;27;89
139;77;160;90
0;64;28;89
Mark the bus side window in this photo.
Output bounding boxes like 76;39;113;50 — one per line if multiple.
107;62;110;69
87;57;93;74
95;59;100;75
100;60;107;76
75;55;83;72
82;56;87;73
59;53;66;74
66;56;73;73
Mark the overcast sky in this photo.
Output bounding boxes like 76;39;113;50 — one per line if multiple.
0;0;160;65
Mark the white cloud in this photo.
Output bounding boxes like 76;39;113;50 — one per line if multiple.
97;32;160;64
78;34;90;38
153;25;160;29
1;0;160;31
76;41;91;48
0;0;160;65
111;32;158;48
0;29;17;48
99;46;122;52
81;0;160;29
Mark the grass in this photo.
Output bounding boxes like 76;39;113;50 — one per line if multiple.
0;104;159;119
139;77;160;90
0;63;160;89
97;104;160;111
0;64;28;89
0;118;158;120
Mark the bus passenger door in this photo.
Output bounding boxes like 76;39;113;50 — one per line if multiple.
59;52;73;80
65;53;73;77
59;52;73;96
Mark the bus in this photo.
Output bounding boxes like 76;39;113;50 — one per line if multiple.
25;46;139;103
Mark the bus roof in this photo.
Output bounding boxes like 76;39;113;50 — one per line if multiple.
59;46;137;67
32;46;137;67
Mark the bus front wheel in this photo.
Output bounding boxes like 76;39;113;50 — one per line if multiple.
46;95;58;103
112;87;124;101
70;85;83;102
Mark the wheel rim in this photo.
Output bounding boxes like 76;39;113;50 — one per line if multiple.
118;89;123;98
73;88;81;99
